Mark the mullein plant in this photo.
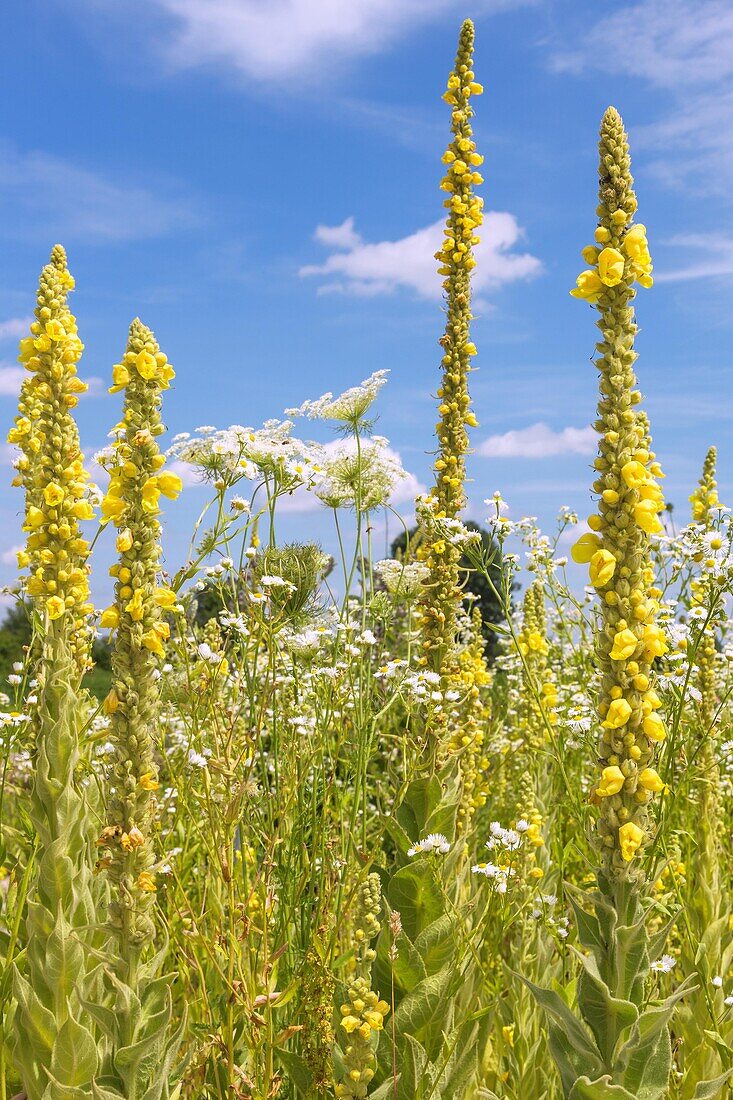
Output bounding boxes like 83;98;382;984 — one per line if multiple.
92;319;182;1098
7;246;102;1097
369;23;492;1096
523;108;708;1100
673;448;733;1096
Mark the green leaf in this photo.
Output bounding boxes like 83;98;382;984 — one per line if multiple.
276;1050;313;1096
568;1075;636;1099
387;864;444;942
402;776;443;834
49;1013;99;1088
614;974;697;1086
693;1069;733;1099
397;1035;429;1100
515;973;604;1074
414;914;456;976
393;965;453;1061
573;949;638;1063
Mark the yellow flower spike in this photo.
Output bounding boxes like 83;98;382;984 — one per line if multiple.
619;821;644;862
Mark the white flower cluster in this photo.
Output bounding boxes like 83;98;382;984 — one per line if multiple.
286;370;389;424
407;833;450;857
374;559;430;598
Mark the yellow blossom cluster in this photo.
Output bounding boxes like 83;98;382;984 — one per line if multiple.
571;108;669;876
571;223;653;304
518;582;558;743
336;874;389;1098
689;445;719;524
8;246;95;670
97;319;179;944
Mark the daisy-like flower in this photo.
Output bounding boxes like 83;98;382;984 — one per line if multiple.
407;833;451;857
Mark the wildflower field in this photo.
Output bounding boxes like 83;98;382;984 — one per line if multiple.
2;18;733;1100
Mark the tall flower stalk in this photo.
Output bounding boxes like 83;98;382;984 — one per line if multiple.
419;17;483;679
523;109;701;1100
93;318;182;1098
8;246;101;1097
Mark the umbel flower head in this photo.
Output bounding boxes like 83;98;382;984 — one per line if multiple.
570;108;668;879
9;245;95;672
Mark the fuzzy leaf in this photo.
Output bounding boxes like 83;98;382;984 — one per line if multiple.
393;964;453;1061
49;1013;99;1088
568;1075;636;1099
692;1069;733;1099
414;914;456;976
387;864;444;942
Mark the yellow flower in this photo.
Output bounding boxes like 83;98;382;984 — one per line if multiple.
623;224;651;265
502;1024;515;1048
141;478;161;513
621;460;648;490
589;548;616;587
597;247;625;287
571;531;602;564
109;363;130;393
100;606;120;629
610;628;638;661
570;269;603;302
135;350;158;379
157;471;183;500
634;499;663;535
153;587;177;609
103;689;119;715
45;319;66;341
43;482;65;507
101;494;127;523
116;528;133;552
46;595;66;620
340;1015;361;1034
72;499;94;520
136;871;157;893
638;768;665;793
596;765;625;797
602;698;632;730
125;589;145;622
619;821;644;862
642;624;667;658
138;771;160;791
643;712;666;742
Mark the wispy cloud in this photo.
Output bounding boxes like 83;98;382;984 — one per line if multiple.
92;0;531;82
0;544;23;566
0;141;197;244
657;234;733;283
300;214;541;299
0;317;32;343
551;0;733;199
0;361;104;398
478;422;595;459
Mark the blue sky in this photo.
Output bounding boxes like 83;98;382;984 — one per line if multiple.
1;0;732;603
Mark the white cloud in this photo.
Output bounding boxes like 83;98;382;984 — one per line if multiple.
657;234;733;283
300;213;541;299
0;545;23;565
0;365;26;396
551;0;733;199
112;0;529;81
0;362;104;398
0;141;196;244
166;458;207;488
0;317;32;343
478;422;596;459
